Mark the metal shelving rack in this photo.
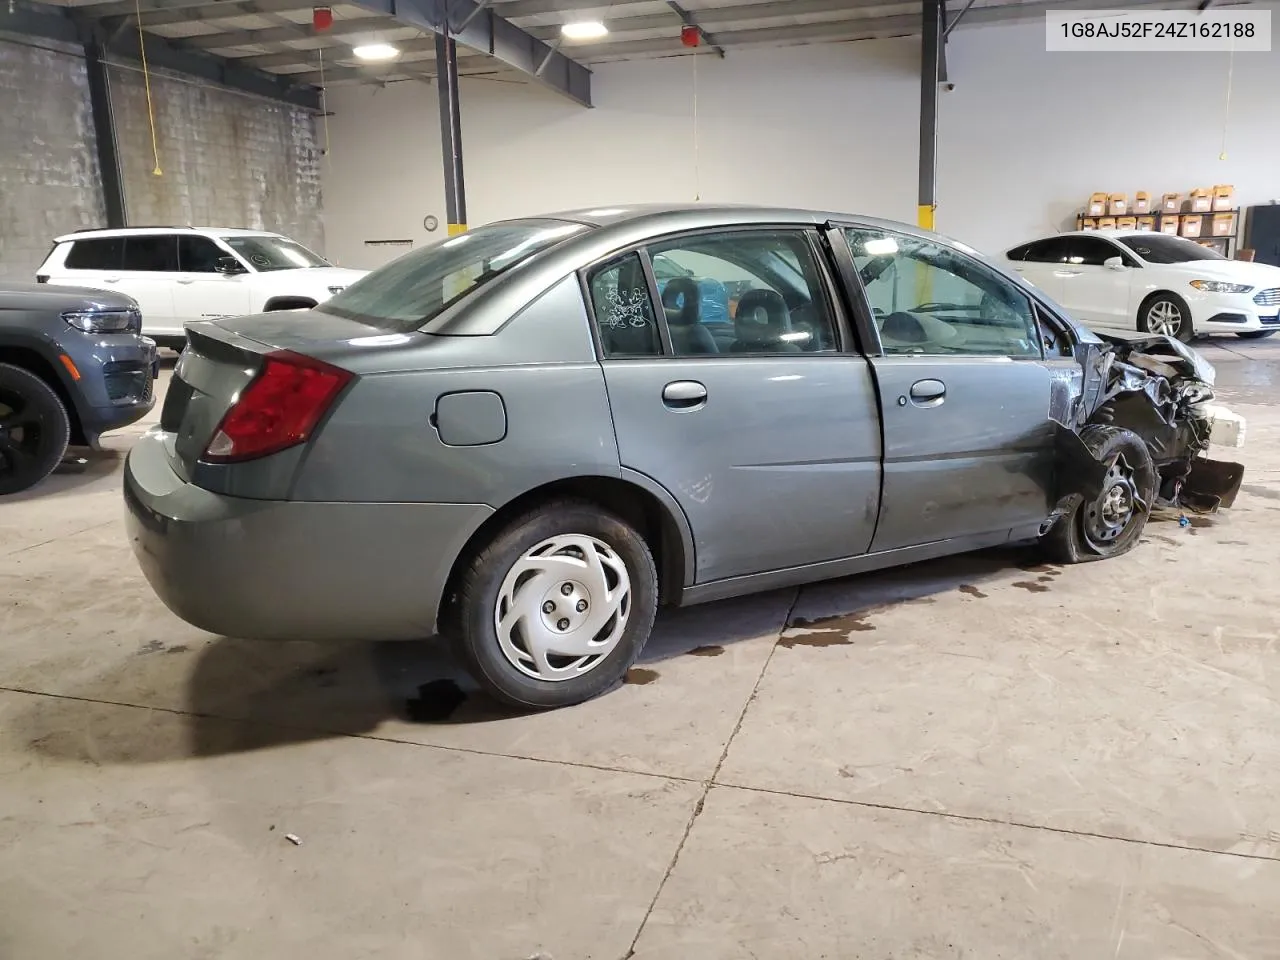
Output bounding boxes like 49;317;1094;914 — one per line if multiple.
1075;208;1241;258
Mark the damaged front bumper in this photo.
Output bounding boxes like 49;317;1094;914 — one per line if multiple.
1055;333;1245;513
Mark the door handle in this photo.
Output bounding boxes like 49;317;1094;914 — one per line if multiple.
662;380;707;410
176;278;195;285
908;379;946;407
101;276;120;283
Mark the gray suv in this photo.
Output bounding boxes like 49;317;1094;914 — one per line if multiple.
124;205;1235;709
1;282;157;494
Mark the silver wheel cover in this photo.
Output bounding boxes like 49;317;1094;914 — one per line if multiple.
494;534;632;682
1146;300;1182;337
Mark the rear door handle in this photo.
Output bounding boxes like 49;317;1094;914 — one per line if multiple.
101;276;120;283
176;278;195;285
662;380;707;409
909;378;946;406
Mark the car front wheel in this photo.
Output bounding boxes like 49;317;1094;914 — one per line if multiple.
1138;293;1194;342
1042;425;1156;564
0;362;71;496
449;500;659;710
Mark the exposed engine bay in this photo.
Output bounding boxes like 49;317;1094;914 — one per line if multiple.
1054;333;1245;515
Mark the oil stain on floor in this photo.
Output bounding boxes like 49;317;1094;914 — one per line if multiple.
688;645;725;657
624;667;660;685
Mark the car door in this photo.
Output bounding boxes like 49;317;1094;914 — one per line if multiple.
1057;236;1136;329
835;224;1057;553
586;230;882;584
116;234;181;336
1005;236;1072;301
173;235;253;323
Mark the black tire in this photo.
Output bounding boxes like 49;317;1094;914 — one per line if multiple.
1042;425;1156;564
0;362;71;496
449;500;659;710
1238;330;1278;340
1137;292;1194;343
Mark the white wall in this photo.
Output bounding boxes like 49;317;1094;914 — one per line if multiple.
323;14;1280;266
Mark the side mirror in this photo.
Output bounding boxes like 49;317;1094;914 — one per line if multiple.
1104;256;1127;271
216;256;245;276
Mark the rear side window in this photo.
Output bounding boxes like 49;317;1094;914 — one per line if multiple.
122;234;179;272
1008;237;1071;263
588;253;662;358
65;237;124;270
321;219;590;332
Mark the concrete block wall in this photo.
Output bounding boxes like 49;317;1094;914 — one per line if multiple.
0;39;105;281
110;65;325;253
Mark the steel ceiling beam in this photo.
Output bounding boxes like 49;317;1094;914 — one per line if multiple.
343;0;591;105
0;0;321;108
183;16;399;49
67;0;317;26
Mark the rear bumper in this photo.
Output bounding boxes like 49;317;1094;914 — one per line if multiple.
123;430;493;641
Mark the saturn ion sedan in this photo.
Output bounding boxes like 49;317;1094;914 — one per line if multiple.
127;205;1180;709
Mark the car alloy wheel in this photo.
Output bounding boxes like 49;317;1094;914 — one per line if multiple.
1145;300;1183;338
1081;454;1139;551
0;363;71;496
494;533;632;682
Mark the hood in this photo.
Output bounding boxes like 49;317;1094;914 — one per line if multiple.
0;282;140;313
1159;259;1280;287
259;266;368;286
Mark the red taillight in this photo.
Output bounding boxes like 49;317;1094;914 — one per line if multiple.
202;350;352;464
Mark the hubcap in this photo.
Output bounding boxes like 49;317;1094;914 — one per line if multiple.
1083;455;1140;548
494;534;631;682
1146;301;1182;337
0;390;44;479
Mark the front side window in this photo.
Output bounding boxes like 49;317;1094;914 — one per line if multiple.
178;236;229;273
647;230;839;356
321;219;590;332
1070;237;1128;267
121;235;179;272
220;235;329;272
588;253;661;357
1117;234;1226;264
845;227;1040;358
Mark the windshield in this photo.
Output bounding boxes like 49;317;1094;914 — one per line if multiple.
220;235;330;271
319;219;590;332
1117;235;1226;264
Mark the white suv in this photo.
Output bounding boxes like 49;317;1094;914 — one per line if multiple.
38;227;367;348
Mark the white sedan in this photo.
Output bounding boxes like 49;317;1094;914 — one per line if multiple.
1001;230;1280;342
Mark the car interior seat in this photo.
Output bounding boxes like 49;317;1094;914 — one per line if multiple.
731;289;801;353
662;277;718;355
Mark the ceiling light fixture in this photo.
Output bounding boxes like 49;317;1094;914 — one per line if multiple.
561;20;608;40
352;42;400;61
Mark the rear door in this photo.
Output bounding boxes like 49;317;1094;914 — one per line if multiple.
834;224;1057;552
1004;236;1071;301
587;229;883;584
116;234;181;336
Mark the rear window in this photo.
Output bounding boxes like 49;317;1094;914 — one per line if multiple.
65;237;125;270
319;219;590;332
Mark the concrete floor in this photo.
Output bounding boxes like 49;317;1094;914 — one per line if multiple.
3;340;1280;959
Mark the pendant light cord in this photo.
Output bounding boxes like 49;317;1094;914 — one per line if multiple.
134;0;162;176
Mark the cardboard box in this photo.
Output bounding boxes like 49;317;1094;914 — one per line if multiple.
1108;193;1128;216
1160;217;1181;235
1081;218;1098;231
1117;216;1137;229
1135;216;1156;232
1161;193;1182;213
1098;217;1117;229
1212;213;1236;237
1133;191;1151;214
1212;184;1235;211
1237;248;1257;262
1087;192;1108;217
1180;215;1204;237
1189;188;1212;213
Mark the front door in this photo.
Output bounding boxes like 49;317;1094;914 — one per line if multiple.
173;235;253;324
1057;235;1136;329
586;235;882;584
839;226;1057;552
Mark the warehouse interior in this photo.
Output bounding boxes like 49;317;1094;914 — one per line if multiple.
3;0;1280;955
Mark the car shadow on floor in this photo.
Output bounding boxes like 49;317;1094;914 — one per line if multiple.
17;545;1048;765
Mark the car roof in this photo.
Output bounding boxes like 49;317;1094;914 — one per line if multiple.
53;226;282;242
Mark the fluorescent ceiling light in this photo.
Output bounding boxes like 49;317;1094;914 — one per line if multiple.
353;43;400;61
561;20;608;40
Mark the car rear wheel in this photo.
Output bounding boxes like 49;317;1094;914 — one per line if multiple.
1138;293;1194;342
0;362;71;496
1041;425;1156;564
1238;330;1277;339
449;500;659;710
